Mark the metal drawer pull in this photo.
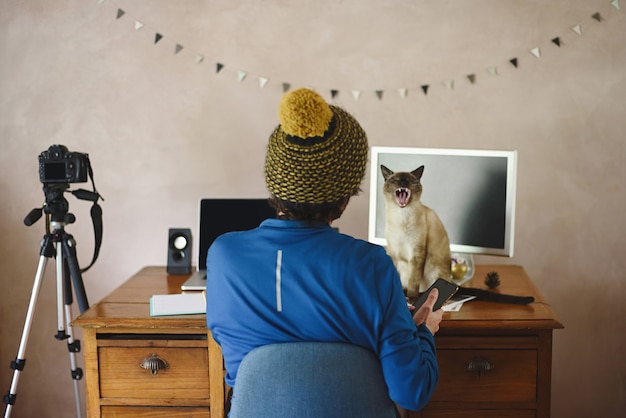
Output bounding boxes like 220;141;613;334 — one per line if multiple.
140;353;169;375
465;357;495;377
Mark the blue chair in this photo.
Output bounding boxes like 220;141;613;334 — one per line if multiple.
229;342;399;418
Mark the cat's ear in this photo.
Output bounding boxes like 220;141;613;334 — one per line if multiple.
381;165;394;180
412;165;425;179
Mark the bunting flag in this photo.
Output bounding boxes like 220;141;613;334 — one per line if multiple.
95;0;623;101
530;47;541;58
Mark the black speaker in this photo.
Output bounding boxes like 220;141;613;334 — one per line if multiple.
167;228;192;275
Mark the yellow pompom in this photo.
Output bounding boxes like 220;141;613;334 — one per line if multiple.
278;88;333;138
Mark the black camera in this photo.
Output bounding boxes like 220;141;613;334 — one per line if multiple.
39;145;90;184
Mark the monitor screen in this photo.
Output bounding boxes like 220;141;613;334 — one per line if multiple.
197;198;276;270
368;147;517;257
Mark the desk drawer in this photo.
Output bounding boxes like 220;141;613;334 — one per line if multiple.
432;347;537;403
99;345;209;399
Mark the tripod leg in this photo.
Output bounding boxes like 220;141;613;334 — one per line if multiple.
55;243;65;339
61;263;83;418
61;235;89;313
3;256;49;418
63;304;83;418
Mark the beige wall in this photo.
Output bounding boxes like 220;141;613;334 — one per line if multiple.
1;1;624;417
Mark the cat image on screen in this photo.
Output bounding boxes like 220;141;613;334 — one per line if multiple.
381;164;451;297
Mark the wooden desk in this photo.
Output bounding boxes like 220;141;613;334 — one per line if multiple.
73;265;562;418
73;267;226;418
414;265;563;418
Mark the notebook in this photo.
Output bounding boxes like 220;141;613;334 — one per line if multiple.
180;198;276;290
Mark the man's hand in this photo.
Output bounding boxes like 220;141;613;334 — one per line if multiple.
413;288;444;335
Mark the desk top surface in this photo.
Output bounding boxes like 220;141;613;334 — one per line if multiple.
73;265;563;332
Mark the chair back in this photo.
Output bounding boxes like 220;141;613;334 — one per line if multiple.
229;342;397;418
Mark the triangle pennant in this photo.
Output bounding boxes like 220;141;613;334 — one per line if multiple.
443;80;454;90
116;9;125;19
592;12;602;22
530;47;541;58
510;57;519;68
572;24;582;35
282;83;291;93
216;63;224;73
351;90;362;100
421;85;429;95
330;89;339;99
398;88;408;98
134;21;144;30
154;33;163;44
259;77;269;88
237;71;248;82
551;37;561;47
611;0;620;10
375;90;384;100
486;66;498;76
175;44;184;54
467;74;476;84
195;54;204;64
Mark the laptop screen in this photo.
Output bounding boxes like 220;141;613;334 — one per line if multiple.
196;198;276;270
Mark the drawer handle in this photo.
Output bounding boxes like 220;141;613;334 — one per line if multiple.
140;353;169;375
465;357;495;377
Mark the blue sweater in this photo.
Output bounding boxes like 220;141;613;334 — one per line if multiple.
206;219;438;411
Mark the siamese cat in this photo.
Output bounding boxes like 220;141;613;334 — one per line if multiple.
381;165;451;297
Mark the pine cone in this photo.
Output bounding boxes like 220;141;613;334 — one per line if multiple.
484;271;501;289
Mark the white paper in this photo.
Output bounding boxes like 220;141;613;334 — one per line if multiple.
150;292;206;316
442;295;477;312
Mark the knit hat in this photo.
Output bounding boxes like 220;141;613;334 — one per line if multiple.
265;88;368;204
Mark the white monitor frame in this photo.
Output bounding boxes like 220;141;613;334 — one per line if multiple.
368;146;517;257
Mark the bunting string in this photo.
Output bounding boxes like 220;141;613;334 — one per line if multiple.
97;0;622;101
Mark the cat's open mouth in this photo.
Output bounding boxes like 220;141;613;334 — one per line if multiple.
394;188;411;207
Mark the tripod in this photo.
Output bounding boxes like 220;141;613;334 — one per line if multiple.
3;186;90;418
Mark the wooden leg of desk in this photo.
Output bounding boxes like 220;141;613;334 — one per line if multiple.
208;331;225;418
82;328;101;418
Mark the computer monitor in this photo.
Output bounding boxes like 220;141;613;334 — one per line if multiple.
181;198;276;290
196;198;276;271
368;147;517;257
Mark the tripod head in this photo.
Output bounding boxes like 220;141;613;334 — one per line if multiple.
43;184;73;224
24;183;101;227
